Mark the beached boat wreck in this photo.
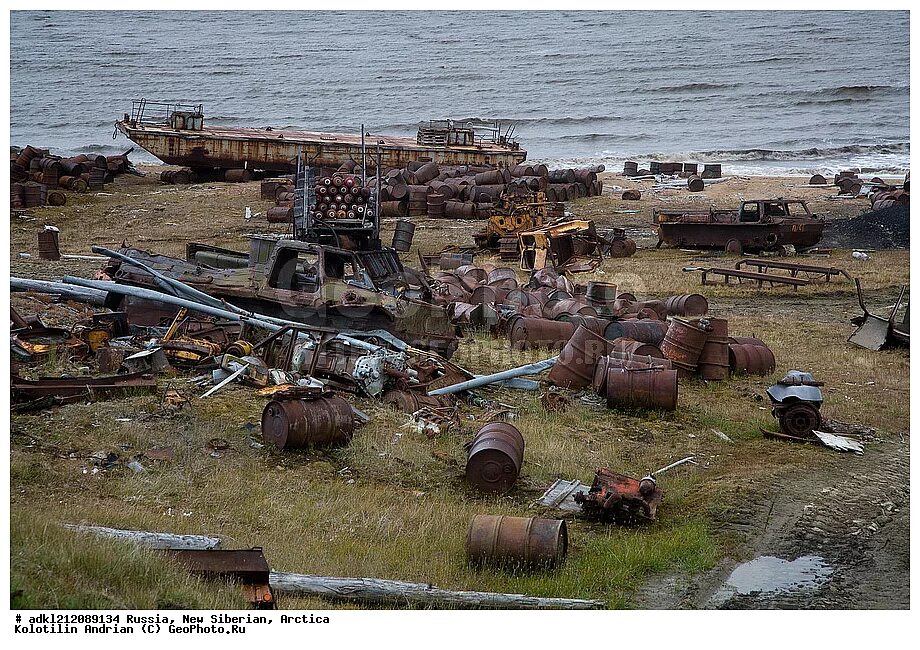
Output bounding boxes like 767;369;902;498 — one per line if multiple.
114;100;527;174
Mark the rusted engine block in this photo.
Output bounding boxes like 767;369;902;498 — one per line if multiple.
574;468;663;524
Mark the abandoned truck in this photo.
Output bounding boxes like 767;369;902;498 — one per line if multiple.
654;199;825;253
100;238;460;358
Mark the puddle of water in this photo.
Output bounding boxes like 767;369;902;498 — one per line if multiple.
710;555;833;606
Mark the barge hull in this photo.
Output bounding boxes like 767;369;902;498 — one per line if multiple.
116;122;527;172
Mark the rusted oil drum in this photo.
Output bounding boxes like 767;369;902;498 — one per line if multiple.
465;422;524;494
413;162;440;184
664;294;709;317
444;200;476;219
621;188;642;200
224;168;252;183
809;174;827;185
592;354;672;395
261;397;355;450
456;265;487;284
508;317;575;351
687;175;705;192
470;285;508;305
609;238;637;258
473;169;505;186
548;324;613;389
543;298;596;321
623;161;639;176
503;289;532;308
267;206;294;223
697;317;730;381
728;343;776;376
487;267;518;285
660;317;711;371
603;319;668;345
47;190;66;207
567;315;612;335
391;219;416;252
439;252;474;270
381;200;408;218
466;515;567;568
604;367;678;411
728;336;767;347
631;299;667;320
683;162;699;175
586;281;617;310
610;337;664;359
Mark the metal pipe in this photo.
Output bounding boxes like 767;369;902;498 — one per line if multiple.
428;357;557;396
11;277;109;305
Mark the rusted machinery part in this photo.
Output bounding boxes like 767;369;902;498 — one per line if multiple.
604;367;678;411
547;324;613;389
382;389;454;414
465;422;525;494
725;239;743;254
574;468;663;523
775;402;822;438
466;515;567;569
260;396;355;450
541;390;570;413
728;343;776;376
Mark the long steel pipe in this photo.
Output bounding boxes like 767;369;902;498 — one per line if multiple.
428;357;557;396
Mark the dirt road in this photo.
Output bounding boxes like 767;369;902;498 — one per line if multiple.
637;425;910;609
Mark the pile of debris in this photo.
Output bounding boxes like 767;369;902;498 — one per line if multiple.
823;203;910;250
10;145;140;208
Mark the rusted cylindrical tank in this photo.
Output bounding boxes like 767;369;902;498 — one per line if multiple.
508;317;575;351
701;164;722;179
465;422;525;494
729;343;776;376
544;298;597;321
660;317;711;372
586;281;617;310
664;294;709;317
466;515;567;568
548;325;613;389
609;238;638;258
610;337;663;359
47;190;66;206
728;336;768;347
439;252;474;270
391;219;416;252
603;319;668;345
604;367;678;411
592;354;672;394
267;206;293;223
260;397;355;450
687;175;705;192
698;317;730;381
470;285;508;306
621;189;642;201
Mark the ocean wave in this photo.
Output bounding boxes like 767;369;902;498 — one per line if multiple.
685;143;909;162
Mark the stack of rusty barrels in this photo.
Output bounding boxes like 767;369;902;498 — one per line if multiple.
160;168;196;185
366;161;605;221
657;317;775;379
10;145;135;209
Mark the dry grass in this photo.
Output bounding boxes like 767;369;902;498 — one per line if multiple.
9;171;909;609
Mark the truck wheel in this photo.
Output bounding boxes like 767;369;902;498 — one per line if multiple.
725;239;743;254
777;403;821;438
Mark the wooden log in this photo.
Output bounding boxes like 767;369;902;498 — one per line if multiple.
62;524;222;550
268;571;605;609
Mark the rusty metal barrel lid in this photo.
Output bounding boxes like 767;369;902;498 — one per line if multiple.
466;514;567;569
465;422;525;494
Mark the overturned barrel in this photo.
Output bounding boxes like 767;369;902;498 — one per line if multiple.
466;515;567;569
465;422;524;494
508;317;575;351
610;337;663;359
261;396;355;450
729;343;776;376
664;294;709;317
660;317;710;374
548;324;612;389
592;354;673;395
603;319;669;345
604;367;678;411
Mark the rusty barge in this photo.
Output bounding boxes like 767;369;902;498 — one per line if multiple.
115;100;527;174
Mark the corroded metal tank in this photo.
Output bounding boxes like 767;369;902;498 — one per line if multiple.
660;317;711;374
261;397;355;450
465;422;525;494
548;324;613;389
729;343;776;376
603;367;678;411
698;317;730;380
466;515;567;568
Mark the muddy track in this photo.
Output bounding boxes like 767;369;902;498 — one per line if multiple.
636;429;909;609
